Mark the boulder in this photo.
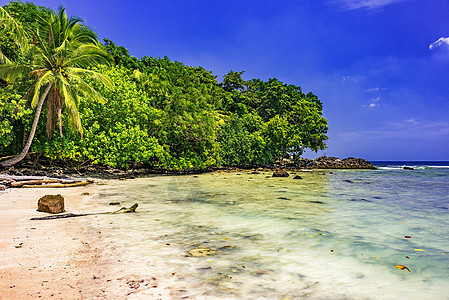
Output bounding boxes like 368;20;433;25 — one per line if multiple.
272;171;289;177
37;194;65;214
293;175;303;179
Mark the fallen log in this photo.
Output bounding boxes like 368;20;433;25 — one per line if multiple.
22;181;92;188
30;213;87;220
30;203;139;220
0;175;84;182
10;179;63;187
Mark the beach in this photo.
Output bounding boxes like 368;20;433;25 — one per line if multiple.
1;165;449;299
0;184;167;299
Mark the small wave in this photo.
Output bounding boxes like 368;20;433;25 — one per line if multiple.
425;165;449;169
376;165;449;170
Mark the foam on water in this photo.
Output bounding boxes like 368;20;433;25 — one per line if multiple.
82;169;449;299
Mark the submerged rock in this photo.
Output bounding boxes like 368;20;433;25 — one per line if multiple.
293;175;303;179
188;247;216;257
37;194;65;214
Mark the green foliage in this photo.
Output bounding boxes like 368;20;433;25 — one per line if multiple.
1;1;328;170
217;72;328;164
0;86;32;154
218;113;266;166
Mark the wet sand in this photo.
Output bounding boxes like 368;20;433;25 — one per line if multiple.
0;184;167;299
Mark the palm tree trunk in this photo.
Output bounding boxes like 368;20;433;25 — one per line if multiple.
0;83;52;168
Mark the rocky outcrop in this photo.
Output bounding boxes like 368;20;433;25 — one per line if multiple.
308;156;375;169
37;194;65;214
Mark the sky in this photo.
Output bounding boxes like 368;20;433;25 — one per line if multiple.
2;0;449;161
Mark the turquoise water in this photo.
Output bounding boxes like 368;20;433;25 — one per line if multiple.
82;164;449;299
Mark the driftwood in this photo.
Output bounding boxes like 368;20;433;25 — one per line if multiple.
0;175;79;181
30;213;87;220
30;203;138;220
10;179;62;187
0;175;92;189
108;203;138;214
22;181;91;188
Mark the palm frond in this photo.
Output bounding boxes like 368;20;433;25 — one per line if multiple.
69;74;108;104
68;67;114;90
64;44;113;68
59;80;83;136
0;49;12;64
0;6;29;54
0;63;33;82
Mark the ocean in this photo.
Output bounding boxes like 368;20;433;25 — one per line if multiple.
82;162;449;299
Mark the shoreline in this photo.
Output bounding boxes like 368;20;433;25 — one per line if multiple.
0;156;375;185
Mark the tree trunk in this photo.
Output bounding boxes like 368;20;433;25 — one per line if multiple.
0;83;52;168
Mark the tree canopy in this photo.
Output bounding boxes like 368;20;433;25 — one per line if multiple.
0;3;113;167
0;1;328;170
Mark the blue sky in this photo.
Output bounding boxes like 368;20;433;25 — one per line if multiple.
2;0;449;160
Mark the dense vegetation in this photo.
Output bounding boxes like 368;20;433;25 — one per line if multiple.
0;1;328;170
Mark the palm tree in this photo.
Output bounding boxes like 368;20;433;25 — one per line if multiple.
0;6;113;168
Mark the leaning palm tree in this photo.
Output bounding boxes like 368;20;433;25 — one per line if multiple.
0;6;113;168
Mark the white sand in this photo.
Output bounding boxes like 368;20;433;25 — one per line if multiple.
0;185;133;299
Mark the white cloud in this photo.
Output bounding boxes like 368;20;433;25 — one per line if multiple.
367;87;387;92
363;96;381;109
429;37;449;50
340;119;449;140
332;0;408;10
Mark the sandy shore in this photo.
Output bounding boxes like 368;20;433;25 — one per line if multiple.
0;184;167;299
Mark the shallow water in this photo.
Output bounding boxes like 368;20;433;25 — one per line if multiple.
82;167;449;299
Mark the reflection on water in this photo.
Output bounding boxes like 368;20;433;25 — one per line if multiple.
82;170;449;299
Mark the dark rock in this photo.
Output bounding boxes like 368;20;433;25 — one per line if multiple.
37;194;65;214
293;175;303;179
403;166;414;170
251;171;260;174
306;156;375;169
273;171;289;177
109;202;121;205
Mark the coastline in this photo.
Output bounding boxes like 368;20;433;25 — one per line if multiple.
0;156;376;183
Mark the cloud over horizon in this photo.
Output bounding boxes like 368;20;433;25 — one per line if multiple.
340;118;449;140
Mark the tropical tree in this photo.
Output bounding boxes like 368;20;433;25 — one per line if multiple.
0;5;113;167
